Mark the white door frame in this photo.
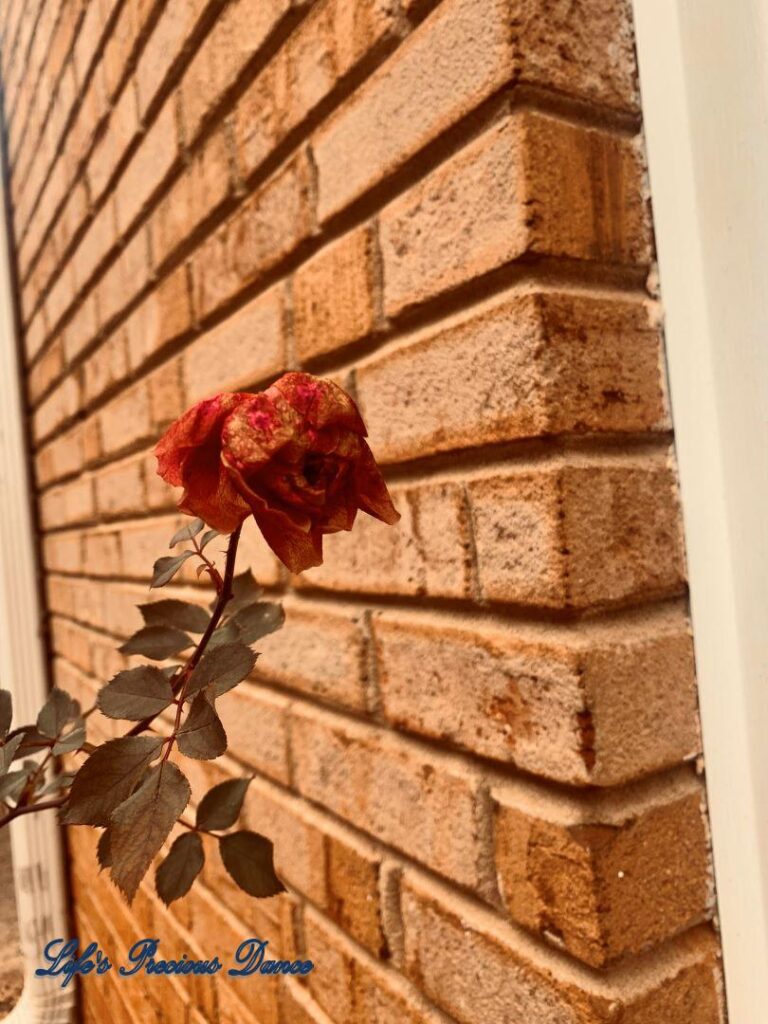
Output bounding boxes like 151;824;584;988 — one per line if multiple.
0;110;76;1021
632;2;768;1019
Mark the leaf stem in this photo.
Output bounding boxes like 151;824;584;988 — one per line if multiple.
0;795;66;829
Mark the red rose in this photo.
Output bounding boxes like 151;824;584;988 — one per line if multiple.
155;373;399;573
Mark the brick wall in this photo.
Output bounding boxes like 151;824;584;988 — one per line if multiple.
0;2;726;1023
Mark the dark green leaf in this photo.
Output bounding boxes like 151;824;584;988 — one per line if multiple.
207;620;240;648
231;601;284;645
52;720;86;755
37;688;80;739
0;734;24;775
219;831;285;898
196;778;251;832
186;642;256;701
177;693;227;760
151;552;195;589
199;530;219;551
119;626;192;661
4;726;49;762
156;831;204;905
98;667;174;720
0;691;11;740
97;828;113;869
139;600;210;634
0;769;30;803
109;761;191;902
63;736;164;826
170;519;205;547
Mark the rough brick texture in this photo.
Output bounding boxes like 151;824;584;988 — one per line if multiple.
0;1;725;1023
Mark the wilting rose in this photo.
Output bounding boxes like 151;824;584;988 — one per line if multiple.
155;373;399;573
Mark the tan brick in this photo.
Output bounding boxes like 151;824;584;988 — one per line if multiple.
36;424;86;485
135;0;210;118
94;454;146;517
118;515;179;578
300;479;472;599
293;224;378;362
492;771;712;966
279;981;334;1024
115;98;179;234
401;871;721;1024
236;514;283;586
83;328;129;404
96;226;153;328
40;475;95;529
88;78;140;201
380;112;651;317
62;291;100;363
357;290;669;463
28;333;64;403
179;0;292;143
182;282;285;403
291;704;487;890
33;371;81;442
125;263;193;370
98;380;152;455
217;684;290;785
467;455;686;609
304;909;446;1024
372;607;700;785
314;0;638;222
256;597;369;711
82;529;122;577
43;530;83;574
192;151;314;321
234;0;402;181
150;129;235;266
148;357;185;429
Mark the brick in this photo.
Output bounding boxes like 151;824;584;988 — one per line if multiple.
115;98;179;234
217;684;290;784
135;0;210;118
179;0;292;143
150;128;235;266
40;475;95;529
125;263;192;369
83;328;129;404
256;597;369;711
357;290;669;463
88;78;140;201
379;112;651;318
119;515;180;578
93;454;146;516
98;380;152;454
315;0;638;224
71;199;119;297
291;704;487;890
147;357;185;429
43;530;83;574
235;514;283;586
400;871;722;1024
492;770;712;966
372;607;700;785
28;333;64;403
300;478;473;599
292;223;379;362
96;225;153;328
279;981;334;1024
82;529;122;577
234;0;402;181
303;909;446;1024
192;150;314;321
36;423;86;486
182;282;285;403
467;454;686;609
62;292;100;363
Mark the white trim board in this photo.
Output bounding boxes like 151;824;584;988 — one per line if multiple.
632;1;768;1019
0;109;76;1020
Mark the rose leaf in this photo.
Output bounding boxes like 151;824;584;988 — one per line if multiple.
63;736;165;826
52;718;86;755
37;688;80;739
151;552;195;589
119;626;193;661
139;599;210;634
98;667;175;720
219;831;285;898
230;601;284;646
196;777;251;832
169;519;205;547
177;693;227;761
185;642;256;700
0;691;11;740
109;762;191;902
156;832;204;905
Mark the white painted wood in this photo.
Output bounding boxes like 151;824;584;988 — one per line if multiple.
0;119;76;1020
632;1;768;1019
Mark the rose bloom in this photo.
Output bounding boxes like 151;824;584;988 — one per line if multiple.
155;373;399;573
